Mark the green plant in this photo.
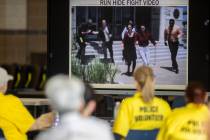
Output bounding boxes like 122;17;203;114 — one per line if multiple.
86;59;107;83
71;57;120;84
105;63;120;84
71;55;85;79
71;33;78;50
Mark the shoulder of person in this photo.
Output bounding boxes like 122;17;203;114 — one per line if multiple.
154;97;170;107
37;115;113;140
174;25;181;30
123;96;135;102
36;127;65;140
170;106;187;117
162;107;184;124
164;27;169;31
124;32;129;36
85;116;111;129
166;105;207;125
3;94;22;104
119;96;140;107
134;32;139;36
85;117;114;139
107;27;112;32
70;116;114;140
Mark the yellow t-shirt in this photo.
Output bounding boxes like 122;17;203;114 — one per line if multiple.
0;93;35;140
112;92;171;137
157;103;210;140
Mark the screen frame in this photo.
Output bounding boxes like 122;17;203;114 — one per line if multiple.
69;2;189;90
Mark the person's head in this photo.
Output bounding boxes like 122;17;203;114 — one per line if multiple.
127;24;133;33
0;67;13;94
102;19;107;27
169;19;175;27
45;75;85;114
134;66;155;102
140;25;146;32
128;20;133;25
185;82;207;104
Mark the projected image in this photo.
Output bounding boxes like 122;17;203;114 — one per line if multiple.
70;6;188;88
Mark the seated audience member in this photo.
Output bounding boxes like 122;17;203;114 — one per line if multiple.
36;75;114;140
113;66;171;140
207;117;210;140
0;67;53;140
207;103;210;140
157;82;210;140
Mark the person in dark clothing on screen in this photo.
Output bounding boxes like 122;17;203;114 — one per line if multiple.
76;23;90;64
121;20;136;40
122;24;138;76
98;19;114;63
76;19;95;64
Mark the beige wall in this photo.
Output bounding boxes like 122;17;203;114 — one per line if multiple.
5;34;27;64
0;0;47;65
0;0;27;30
0;35;6;63
28;0;47;30
0;0;6;29
28;0;47;55
5;0;27;30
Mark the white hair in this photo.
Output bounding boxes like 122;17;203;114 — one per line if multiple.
45;75;85;113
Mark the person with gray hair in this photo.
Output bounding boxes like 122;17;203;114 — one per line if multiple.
36;75;114;140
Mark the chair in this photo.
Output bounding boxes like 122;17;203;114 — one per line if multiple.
19;65;34;89
35;65;47;90
11;64;22;89
125;129;159;140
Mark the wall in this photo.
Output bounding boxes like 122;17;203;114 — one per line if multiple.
0;0;47;65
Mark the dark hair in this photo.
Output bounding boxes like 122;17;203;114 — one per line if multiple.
185;82;207;104
84;83;96;105
169;19;175;23
139;25;147;34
